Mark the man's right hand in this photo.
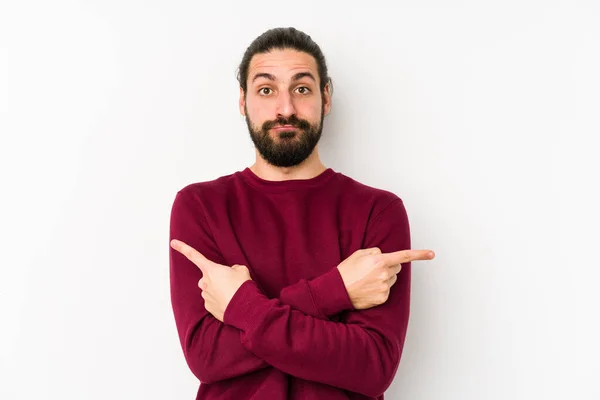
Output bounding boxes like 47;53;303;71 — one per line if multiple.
337;248;435;310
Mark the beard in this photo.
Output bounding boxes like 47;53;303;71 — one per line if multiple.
245;104;324;168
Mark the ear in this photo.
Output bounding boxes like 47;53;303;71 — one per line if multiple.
239;87;246;116
322;83;332;116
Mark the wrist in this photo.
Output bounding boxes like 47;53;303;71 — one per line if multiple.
308;267;354;315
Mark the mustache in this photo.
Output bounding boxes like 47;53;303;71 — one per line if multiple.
262;115;311;131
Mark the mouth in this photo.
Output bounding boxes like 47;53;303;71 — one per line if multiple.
271;125;298;132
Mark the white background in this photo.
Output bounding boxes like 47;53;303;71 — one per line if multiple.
1;1;599;399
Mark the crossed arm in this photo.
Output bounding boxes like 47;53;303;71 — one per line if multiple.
169;190;423;397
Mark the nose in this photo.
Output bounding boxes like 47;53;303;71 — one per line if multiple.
275;90;297;119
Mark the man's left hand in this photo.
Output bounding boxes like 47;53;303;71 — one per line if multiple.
170;239;252;322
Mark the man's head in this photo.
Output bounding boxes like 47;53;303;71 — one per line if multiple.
237;27;332;168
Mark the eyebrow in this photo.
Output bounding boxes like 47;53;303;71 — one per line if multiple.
291;72;316;83
251;72;317;84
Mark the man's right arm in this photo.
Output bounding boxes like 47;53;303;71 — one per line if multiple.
169;190;352;384
169;190;271;384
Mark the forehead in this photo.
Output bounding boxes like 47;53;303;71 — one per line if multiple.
248;49;319;84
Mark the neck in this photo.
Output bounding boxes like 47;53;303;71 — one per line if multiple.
250;147;327;181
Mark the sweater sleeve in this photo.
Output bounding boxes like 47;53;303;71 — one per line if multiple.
170;190;355;384
169;190;270;384
278;265;354;319
223;198;412;398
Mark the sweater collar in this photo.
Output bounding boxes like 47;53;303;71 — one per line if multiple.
237;167;337;193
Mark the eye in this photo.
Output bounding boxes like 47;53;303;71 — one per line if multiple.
259;87;272;96
295;86;311;94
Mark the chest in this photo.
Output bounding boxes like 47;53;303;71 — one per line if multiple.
211;201;365;298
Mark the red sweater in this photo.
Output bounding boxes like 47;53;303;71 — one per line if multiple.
169;167;412;400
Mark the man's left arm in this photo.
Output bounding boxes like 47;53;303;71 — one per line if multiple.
223;198;413;397
277;263;353;320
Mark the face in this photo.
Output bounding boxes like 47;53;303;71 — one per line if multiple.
240;49;331;167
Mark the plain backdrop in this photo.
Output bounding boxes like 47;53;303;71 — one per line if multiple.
1;1;599;399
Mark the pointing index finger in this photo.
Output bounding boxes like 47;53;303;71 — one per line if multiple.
170;239;215;274
380;249;435;267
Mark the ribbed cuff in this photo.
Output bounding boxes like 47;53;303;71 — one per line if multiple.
308;267;354;317
223;280;272;335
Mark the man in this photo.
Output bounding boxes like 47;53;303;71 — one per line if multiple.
169;27;435;400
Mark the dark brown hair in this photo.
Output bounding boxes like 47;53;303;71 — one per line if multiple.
237;27;332;95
